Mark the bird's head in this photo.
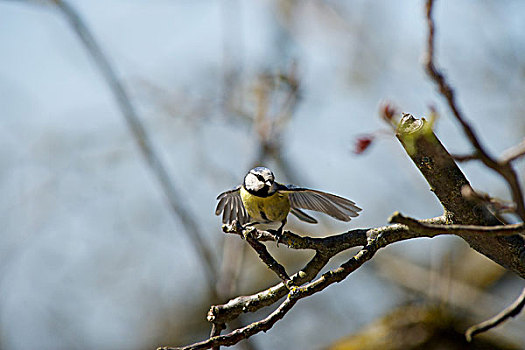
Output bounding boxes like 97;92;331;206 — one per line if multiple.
243;167;275;196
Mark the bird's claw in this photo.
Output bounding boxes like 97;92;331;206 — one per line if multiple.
267;229;284;246
241;226;257;240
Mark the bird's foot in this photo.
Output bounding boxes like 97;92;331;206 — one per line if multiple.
267;228;284;246
222;220;244;234
241;226;257;240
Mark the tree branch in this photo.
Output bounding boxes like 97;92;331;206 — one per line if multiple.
424;0;525;221
501;139;525;164
396;115;525;277
209;323;225;350
422;0;525;340
161;292;298;350
243;228;290;283
465;286;525;342
390;212;525;237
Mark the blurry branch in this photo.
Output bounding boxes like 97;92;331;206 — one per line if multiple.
460;185;517;221
227;64;302;182
373;252;506;315
251;65;302;177
134;78;212;123
501;138;525;164
374;251;525;343
451;153;481;162
465;286;525;342
33;0;219;291
424;0;525;221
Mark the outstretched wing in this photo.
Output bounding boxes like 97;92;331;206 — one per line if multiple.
215;186;250;225
282;185;361;222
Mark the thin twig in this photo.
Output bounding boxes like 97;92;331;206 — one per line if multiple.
207;251;331;325
51;0;218;289
251;64;303;183
451;153;479;162
461;185;517;217
244;229;290;282
160;293;298;350
390;212;525;237
465;286;525;342
501;139;525;164
374;252;508;316
210;323;225;350
424;0;525;220
454;138;525;165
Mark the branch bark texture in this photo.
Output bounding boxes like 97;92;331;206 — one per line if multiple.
396;115;525;277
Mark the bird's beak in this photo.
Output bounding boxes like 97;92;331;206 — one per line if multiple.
266;181;272;187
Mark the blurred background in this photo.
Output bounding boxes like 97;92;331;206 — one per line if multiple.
1;0;525;349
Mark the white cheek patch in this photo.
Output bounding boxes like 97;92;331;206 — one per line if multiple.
245;173;264;192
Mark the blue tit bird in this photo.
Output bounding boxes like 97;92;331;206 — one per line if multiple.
215;167;361;236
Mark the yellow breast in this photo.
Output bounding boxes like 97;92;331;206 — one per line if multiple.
240;187;290;223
